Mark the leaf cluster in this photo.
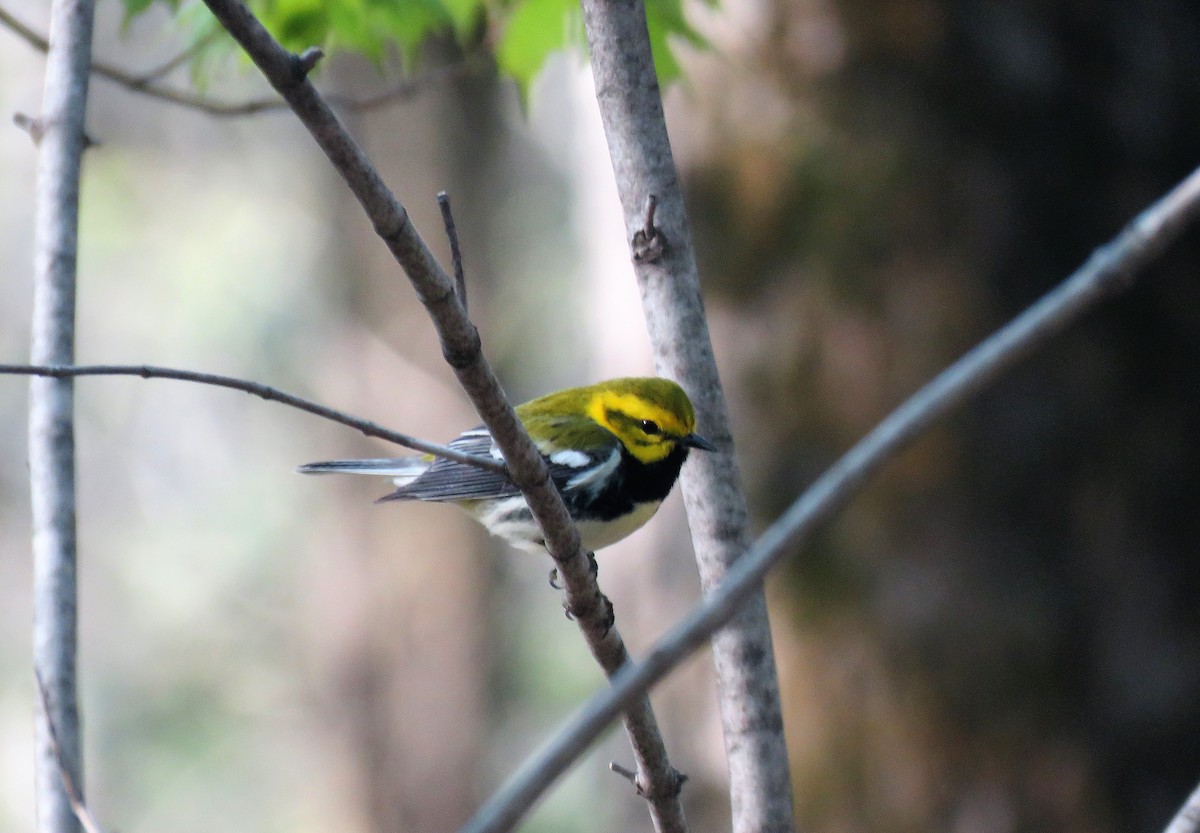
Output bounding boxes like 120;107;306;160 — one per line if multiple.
121;0;705;95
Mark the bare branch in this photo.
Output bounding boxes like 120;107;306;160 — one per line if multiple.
0;4;481;117
294;46;325;77
34;672;108;833
0;3;44;49
610;761;638;784
129;29;220;84
330;58;488;113
609;759;683;797
14;111;98;148
195;2;688;830
579;0;792;829
1165;780;1200;833
0;364;506;474
460;163;1200;833
437;191;468;314
28;0;94;831
13;112;45;143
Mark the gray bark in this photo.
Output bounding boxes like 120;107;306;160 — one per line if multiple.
577;1;797;831
28;0;95;830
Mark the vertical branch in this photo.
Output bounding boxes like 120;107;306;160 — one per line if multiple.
577;1;797;831
28;0;95;829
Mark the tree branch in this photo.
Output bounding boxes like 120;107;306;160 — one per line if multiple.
195;0;688;829
34;672;108;833
458;163;1200;833
1165;780;1200;833
1161;782;1200;833
438;191;468;314
0;4;481;117
578;0;794;830
27;0;95;829
126;29;220;85
0;363;506;474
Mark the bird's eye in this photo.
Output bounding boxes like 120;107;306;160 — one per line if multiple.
639;419;661;435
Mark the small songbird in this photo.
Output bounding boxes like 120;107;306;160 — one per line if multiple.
298;377;716;552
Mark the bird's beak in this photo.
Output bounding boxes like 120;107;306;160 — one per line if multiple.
680;432;718;452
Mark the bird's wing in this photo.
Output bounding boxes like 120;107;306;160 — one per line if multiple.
387;419;621;503
381;429;510;502
525;413;624;496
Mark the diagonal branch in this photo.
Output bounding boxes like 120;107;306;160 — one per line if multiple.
1164;780;1200;833
458;163;1200;833
0;363;506;473
194;0;688;829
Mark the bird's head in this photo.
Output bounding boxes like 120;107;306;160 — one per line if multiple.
584;377;717;464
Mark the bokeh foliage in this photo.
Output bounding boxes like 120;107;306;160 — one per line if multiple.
120;0;704;94
5;0;1200;832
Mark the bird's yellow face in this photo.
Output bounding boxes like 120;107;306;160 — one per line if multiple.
586;380;698;464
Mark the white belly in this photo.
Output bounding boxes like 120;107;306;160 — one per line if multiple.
575;500;663;551
465;497;664;553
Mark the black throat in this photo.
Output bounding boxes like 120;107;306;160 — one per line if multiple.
564;444;691;522
621;444;690;504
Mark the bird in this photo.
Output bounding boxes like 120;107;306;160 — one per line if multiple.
298;377;716;552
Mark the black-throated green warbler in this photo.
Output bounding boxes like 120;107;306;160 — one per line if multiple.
299;377;715;552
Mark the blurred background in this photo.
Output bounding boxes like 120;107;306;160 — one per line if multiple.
2;1;1199;832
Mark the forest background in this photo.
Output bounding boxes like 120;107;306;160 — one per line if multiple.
1;1;1199;832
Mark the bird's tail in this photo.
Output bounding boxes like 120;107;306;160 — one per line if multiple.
297;457;429;490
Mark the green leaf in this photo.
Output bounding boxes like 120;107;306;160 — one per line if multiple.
495;0;582;97
440;0;486;42
496;0;704;95
151;0;703;97
174;6;237;91
245;0;456;65
644;0;704;83
121;0;158;23
367;0;455;65
264;0;332;51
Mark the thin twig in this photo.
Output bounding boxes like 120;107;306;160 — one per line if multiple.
631;194;664;263
459;164;1200;833
195;1;688;830
0;364;507;474
34;671;107;833
330;58;489;113
438;191;468;314
0;4;480;117
13;112;45;143
130;28;221;85
641;194;658;232
14;111;98;148
294;46;325;77
0;3;43;48
610;761;638;786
